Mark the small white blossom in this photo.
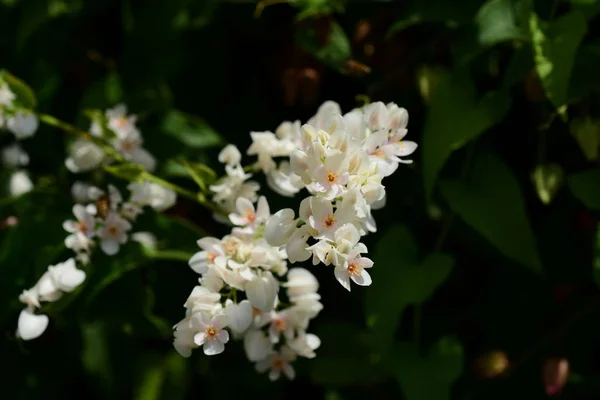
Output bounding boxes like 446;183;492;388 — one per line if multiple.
244;329;273;362
0;82;15;106
48;258;86;292
16;308;49;341
218;144;242;166
192;312;230;356
97;212;131;255
6;111;38;139
128;181;176;211
256;347;296;381
245;271;279;312
71;181;104;203
8;170;33;196
224;299;253;334
65;139;105;173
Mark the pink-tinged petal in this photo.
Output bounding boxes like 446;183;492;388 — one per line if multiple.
211;314;230;330
358;257;374;269
203;339;225;355
334;265;351;292
73;204;87;221
229;213;248;226
269;324;280;344
255;359;271;373
283;363;296;380
214;255;228;269
194;332;207;346
351;269;372;286
394;141;418;157
236;197;255;215
268;368;281;381
217;329;230;344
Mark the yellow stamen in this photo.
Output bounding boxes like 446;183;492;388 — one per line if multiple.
326;171;338;183
347;263;362;277
322;215;335;228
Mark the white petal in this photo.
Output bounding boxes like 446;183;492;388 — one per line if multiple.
189;251;209;274
203;339;225;355
225;300;253;333
17;309;49;340
283;363;296;380
211;313;230;330
351;269;372;286
194;332;207;346
100;238;120;255
334;266;351;291
217;329;230;343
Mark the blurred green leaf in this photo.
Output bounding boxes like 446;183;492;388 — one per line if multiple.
423;71;511;198
568;169;600;210
182;161;217;192
104;163;146;181
570;117;600;161
1;70;37;108
295;20;351;70
569;44;600;98
531;163;565;205
365;225;454;346
440;153;542;273
162;110;223;149
476;0;528;46
105;72;124;105
82;321;114;395
529;10;587;108
292;0;345;19
502;44;534;88
394;337;464;400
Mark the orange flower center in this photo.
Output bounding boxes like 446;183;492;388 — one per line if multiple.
326;171;338;183
107;226;118;236
347;263;361;277
205;325;219;340
322;215;335;228
274;319;286;331
272;359;284;370
246;210;256;223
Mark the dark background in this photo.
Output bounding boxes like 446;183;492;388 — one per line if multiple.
1;0;600;399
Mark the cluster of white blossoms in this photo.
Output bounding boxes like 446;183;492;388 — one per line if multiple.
175;100;415;379
16;180;177;341
66;104;156;173
0;80;39;197
174;189;323;380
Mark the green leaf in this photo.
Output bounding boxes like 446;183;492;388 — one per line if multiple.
365;225;454;346
0;70;37;108
105;72;123;105
568;169;600;210
182;161;217;192
529;10;587;108
292;0;345;20
476;0;528;46
81;321;114;395
162;110;223;149
423;71;511;198
295;21;351;70
570;117;600;161
594;224;600;288
104;163;146;181
440;153;542;273
394;337;464;400
531;164;565;205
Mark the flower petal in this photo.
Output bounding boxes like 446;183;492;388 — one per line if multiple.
203;339;225;355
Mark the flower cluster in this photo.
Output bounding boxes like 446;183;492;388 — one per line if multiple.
16;181;177;340
66;104;156;173
256;101;416;291
174;100;415;380
173;192;323;380
0;80;39;196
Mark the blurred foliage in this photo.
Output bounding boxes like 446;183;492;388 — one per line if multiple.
2;0;600;399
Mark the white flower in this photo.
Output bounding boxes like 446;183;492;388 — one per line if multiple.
35;271;62;302
184;285;222;315
244;329;273;362
63;204;96;238
105;104;138;137
128;181;177;211
120;202;143;220
263;310;296;344
334;251;373;291
173;317;197;357
65;139;105;173
218;144;242;166
307;151;349;199
229;196;269;228
9;170;33;196
2;143;29;168
71;181;104;203
48;258;86;292
189;237;227;274
97;212;131;255
264;208;297;247
210;164;260;213
65;231;93;253
6;111;38;139
192;312;230;356
287;332;321;358
0;82;16;106
284;268;319;299
245;271;279;312
307;196;352;240
256;347;296;381
18;289;40;308
224;299;253;334
266;161;304;197
16;308;49;341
